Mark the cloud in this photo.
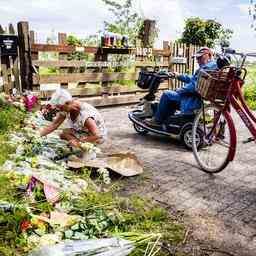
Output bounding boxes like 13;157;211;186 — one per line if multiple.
237;3;250;17
0;0;255;51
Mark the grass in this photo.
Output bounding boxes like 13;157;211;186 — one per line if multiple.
68;188;185;254
0;172;30;256
0;103;26;165
243;64;256;110
0;104;28;255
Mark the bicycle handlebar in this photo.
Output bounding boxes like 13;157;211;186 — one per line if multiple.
222;48;256;69
225;48;256;58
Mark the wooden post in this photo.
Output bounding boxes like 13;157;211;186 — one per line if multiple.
58;33;67;45
7;24;21;92
18;21;33;91
163;41;170;64
0;24;13;93
1;56;11;94
12;56;21;92
29;30;35;45
8;23;15;34
141;19;156;48
0;25;5;34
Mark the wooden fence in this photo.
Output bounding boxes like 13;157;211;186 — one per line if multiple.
0;21;200;107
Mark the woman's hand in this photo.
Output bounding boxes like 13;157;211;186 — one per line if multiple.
79;135;102;144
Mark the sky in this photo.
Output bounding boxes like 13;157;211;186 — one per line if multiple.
0;0;255;51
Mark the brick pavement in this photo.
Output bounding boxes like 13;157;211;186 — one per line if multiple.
100;105;256;256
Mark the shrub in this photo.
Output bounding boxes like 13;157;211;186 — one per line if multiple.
243;64;256;110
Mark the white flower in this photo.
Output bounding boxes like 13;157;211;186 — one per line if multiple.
97;168;111;185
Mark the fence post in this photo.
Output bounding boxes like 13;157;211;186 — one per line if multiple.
1;56;11;94
8;23;21;93
0;25;12;93
163;41;170;64
58;33;67;45
0;25;5;34
29;30;35;45
18;21;33;91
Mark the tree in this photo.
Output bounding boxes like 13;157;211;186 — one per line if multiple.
138;19;159;48
102;0;143;46
179;17;233;48
66;35;82;46
218;28;234;48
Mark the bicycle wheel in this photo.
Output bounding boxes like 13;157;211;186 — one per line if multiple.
192;104;236;173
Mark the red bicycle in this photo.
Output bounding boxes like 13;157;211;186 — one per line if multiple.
192;49;256;173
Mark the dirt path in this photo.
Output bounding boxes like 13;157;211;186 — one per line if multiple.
100;105;256;256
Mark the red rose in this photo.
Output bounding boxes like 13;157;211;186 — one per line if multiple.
20;220;31;232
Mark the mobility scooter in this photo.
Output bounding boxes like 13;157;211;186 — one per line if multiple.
128;70;204;149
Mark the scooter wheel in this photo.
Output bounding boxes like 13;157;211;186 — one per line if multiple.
133;123;148;135
181;126;203;150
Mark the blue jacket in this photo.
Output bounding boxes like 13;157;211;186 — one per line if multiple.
176;60;217;114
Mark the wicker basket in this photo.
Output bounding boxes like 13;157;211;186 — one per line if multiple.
196;69;232;101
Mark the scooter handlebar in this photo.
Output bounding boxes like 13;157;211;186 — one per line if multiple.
156;71;176;79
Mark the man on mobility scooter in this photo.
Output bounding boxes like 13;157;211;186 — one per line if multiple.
128;47;219;149
146;47;217;127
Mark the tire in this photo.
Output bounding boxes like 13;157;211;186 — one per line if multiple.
192;104;236;173
181;125;203;150
133;123;148;135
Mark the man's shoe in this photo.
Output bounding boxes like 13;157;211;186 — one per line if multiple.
144;117;162;128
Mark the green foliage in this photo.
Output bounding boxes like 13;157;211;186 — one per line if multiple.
0;105;25;165
102;0;143;46
39;52;59;75
68;190;185;251
0;173;29;256
39;67;59;75
66;35;96;61
0;210;28;256
66;34;99;47
66;35;82;46
0;105;25;134
218;28;234;48
179;17;233;48
244;64;256;110
0;136;16;166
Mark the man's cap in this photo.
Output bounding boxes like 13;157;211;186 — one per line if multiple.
49;88;72;106
193;47;213;58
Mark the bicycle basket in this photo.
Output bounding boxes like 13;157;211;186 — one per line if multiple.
196;68;232;101
137;71;156;89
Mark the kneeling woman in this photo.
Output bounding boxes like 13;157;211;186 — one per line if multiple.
40;89;107;148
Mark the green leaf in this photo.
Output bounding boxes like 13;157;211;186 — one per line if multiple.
64;230;73;239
